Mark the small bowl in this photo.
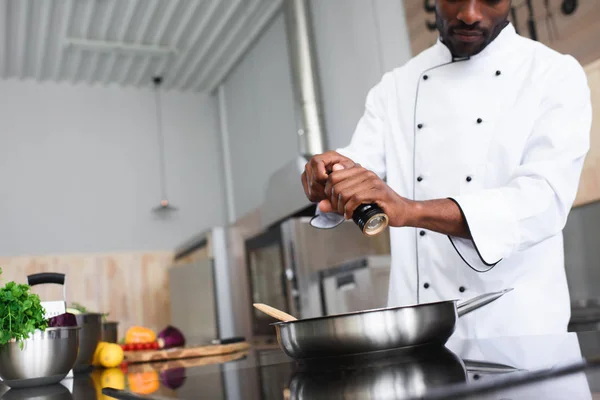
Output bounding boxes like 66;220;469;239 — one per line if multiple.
101;321;119;343
0;326;81;389
73;313;103;373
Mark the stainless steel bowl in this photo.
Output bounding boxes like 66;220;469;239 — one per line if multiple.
73;313;103;373
0;326;80;389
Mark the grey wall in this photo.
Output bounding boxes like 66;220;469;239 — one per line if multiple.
310;0;412;150
0;80;226;256
222;13;298;221
220;1;412;219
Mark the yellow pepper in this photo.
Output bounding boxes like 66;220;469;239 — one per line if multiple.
125;326;156;344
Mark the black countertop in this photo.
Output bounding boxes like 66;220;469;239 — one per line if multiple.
3;331;600;399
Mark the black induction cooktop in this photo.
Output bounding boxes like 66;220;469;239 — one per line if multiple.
4;331;600;399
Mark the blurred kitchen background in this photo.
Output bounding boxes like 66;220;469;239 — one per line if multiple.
0;0;598;347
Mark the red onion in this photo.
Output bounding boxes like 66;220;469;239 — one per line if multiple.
157;325;185;349
48;312;78;327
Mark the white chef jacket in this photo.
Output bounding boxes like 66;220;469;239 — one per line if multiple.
337;23;592;339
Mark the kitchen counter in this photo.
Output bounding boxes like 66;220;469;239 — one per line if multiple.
3;331;600;399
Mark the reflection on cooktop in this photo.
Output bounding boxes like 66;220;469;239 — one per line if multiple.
1;384;72;400
8;332;600;400
289;346;471;399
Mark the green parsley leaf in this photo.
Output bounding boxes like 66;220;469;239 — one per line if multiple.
0;270;48;347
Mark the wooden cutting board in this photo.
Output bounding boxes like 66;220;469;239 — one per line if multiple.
123;341;250;364
125;350;250;373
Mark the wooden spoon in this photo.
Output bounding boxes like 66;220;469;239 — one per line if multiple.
253;303;298;322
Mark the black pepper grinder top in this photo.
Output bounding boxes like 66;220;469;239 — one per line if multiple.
352;203;389;236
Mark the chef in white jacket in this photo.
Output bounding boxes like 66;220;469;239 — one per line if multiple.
302;0;592;339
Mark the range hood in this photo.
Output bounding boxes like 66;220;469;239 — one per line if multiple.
261;0;328;228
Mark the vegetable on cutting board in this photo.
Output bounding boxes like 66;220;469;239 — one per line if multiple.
125;326;157;344
157;325;185;349
122;325;186;351
121;341;159;351
0;268;48;349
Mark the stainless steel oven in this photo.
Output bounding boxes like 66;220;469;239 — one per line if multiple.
319;255;391;316
244;215;391;337
245;225;292;336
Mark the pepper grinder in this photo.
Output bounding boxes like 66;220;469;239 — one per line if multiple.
352;203;389;236
309;164;389;236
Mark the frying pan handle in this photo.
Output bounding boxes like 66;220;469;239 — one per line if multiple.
27;273;65;286
457;288;513;317
462;359;523;373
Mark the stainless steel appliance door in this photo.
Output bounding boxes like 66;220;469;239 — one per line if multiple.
320;256;391;315
281;218;391;319
169;259;219;343
245;227;290;335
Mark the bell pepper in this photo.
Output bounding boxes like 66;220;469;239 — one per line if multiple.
125;326;157;344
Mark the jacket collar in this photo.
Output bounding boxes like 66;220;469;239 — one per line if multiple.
434;22;518;63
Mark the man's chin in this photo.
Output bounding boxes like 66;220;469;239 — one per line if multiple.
447;39;486;58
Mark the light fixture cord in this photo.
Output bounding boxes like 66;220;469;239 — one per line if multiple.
154;83;168;201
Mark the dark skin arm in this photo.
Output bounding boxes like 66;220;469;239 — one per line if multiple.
401;199;471;239
301;152;471;239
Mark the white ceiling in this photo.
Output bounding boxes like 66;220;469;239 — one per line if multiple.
0;0;283;93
